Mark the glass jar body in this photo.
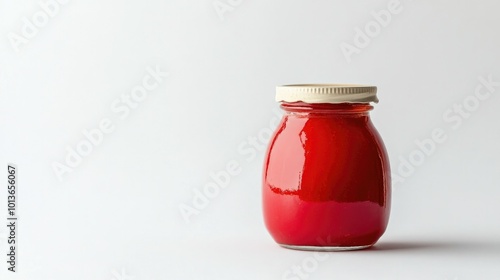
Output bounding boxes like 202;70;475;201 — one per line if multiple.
262;102;391;251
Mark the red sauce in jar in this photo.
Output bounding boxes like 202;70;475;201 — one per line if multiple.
263;101;391;250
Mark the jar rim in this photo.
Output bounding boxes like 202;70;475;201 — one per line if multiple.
276;84;378;104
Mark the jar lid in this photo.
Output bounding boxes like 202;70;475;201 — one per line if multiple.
276;84;378;104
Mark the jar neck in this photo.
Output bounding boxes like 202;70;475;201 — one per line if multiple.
280;102;373;116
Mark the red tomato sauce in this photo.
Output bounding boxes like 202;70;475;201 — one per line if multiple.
263;102;391;248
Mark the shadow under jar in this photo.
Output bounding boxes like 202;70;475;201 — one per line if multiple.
262;84;391;251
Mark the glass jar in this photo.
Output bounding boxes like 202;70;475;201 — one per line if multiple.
262;84;391;251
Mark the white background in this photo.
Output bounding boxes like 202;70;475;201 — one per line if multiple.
1;0;500;279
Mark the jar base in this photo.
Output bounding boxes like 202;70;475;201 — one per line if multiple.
279;243;372;252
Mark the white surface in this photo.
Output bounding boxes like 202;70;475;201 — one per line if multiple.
1;0;500;279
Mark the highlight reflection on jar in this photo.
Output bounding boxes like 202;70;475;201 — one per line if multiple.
262;84;391;251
